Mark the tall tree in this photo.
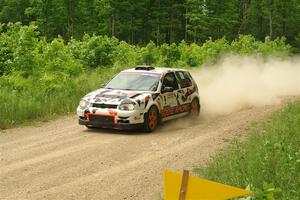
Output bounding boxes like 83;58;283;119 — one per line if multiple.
0;0;299;47
0;0;30;24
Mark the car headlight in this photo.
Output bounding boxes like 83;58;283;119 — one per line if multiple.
119;103;135;111
79;99;89;108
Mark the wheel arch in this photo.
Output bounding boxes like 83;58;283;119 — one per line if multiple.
144;103;161;122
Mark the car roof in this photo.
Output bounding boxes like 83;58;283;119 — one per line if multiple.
122;66;188;74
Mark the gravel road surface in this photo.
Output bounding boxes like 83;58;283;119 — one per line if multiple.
0;104;284;200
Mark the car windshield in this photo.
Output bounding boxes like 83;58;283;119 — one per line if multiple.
105;72;160;91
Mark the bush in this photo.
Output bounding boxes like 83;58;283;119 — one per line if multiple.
178;41;202;67
231;35;262;55
159;43;181;67
0;23;293;128
260;37;291;57
113;41;138;67
80;34;119;67
230;35;291;58
138;41;160;65
0;23;40;77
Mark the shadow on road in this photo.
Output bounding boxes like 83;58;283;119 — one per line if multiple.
84;115;205;136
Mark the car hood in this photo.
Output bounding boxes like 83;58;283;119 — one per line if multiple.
83;88;152;105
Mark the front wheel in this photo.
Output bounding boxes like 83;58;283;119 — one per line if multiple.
190;99;200;117
85;125;96;129
143;106;159;132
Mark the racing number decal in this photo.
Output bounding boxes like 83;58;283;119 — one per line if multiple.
165;92;177;107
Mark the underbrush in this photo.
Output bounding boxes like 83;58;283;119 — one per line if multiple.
0;67;122;128
194;101;300;199
0;23;293;128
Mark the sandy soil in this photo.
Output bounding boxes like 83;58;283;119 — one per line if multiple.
0;104;285;200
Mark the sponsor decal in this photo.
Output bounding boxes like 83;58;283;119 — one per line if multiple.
161;103;191;118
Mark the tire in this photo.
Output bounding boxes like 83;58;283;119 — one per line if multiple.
190;98;200;117
143;106;159;132
85;125;96;129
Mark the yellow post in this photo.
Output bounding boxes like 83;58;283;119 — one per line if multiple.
179;170;189;200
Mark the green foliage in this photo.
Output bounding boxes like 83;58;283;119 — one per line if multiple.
178;41;201;67
138;41;160;65
0;68;121;128
80;35;119;67
194;102;300;199
113;41;138;67
200;37;230;64
1;0;300;49
231;35;291;57
159;43;181;67
0;23;293;128
260;37;291;57
0;23;85;128
0;23;40;76
231;35;262;55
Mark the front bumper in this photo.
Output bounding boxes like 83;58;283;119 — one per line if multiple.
79;118;144;130
77;106;145;130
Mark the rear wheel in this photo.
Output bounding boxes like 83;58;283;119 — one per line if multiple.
190;98;200;117
143;106;159;132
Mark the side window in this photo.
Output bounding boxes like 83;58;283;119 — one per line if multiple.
162;73;179;90
175;71;192;88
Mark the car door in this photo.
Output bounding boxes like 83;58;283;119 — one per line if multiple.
175;71;194;105
160;72;180;118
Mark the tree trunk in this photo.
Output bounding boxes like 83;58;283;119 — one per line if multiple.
66;0;74;40
130;15;134;44
282;2;286;36
157;25;160;45
44;0;49;39
269;0;273;39
238;0;250;34
184;7;188;41
257;2;263;39
111;14;115;37
242;0;249;20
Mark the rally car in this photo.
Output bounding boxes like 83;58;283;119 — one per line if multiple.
77;66;200;132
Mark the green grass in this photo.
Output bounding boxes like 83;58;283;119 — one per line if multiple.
194;101;300;199
0;67;123;129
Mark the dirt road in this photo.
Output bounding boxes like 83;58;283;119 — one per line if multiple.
0;104;284;200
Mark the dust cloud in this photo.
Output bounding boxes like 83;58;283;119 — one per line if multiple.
192;55;300;115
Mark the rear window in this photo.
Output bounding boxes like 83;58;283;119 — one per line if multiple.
175;71;192;88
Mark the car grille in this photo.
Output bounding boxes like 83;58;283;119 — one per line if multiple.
88;115;115;125
92;103;118;109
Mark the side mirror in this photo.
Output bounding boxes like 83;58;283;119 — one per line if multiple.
100;83;106;88
162;86;174;93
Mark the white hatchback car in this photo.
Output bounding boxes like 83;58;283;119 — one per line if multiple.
77;66;200;132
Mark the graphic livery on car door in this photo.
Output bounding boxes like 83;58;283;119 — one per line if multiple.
175;71;195;105
160;72;180;118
